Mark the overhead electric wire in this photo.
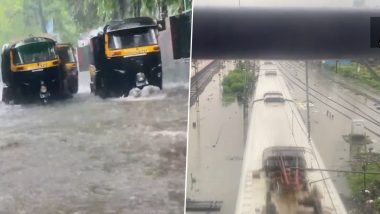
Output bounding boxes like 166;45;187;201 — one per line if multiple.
277;65;380;138
281;61;380;126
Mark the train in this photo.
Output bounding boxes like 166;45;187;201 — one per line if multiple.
234;62;347;214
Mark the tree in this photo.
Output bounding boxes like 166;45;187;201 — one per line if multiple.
0;0;185;47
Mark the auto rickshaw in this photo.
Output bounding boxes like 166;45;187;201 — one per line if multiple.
1;36;71;104
89;17;165;98
56;43;78;94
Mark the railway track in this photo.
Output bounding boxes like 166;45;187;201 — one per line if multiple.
190;60;220;106
276;61;380;138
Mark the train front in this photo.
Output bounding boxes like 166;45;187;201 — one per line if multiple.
2;37;62;103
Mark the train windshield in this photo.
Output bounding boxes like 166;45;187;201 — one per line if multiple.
12;42;57;65
108;27;157;50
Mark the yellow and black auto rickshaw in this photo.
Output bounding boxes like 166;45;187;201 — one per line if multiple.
89;17;164;98
56;43;79;94
1;37;73;104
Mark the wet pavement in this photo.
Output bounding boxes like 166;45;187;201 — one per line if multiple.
0;43;189;214
186;61;245;214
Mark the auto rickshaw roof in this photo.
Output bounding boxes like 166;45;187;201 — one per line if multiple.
12;36;56;49
56;43;73;48
105;17;157;32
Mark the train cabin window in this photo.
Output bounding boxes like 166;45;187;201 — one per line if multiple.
265;71;277;76
264;92;285;103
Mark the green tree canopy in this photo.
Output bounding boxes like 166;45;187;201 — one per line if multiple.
0;0;185;47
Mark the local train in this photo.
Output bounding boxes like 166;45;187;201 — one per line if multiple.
234;62;347;214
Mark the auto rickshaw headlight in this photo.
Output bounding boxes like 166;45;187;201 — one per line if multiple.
40;85;47;93
136;72;146;82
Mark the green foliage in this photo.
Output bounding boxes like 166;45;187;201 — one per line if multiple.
345;154;380;212
0;0;183;47
347;161;380;196
0;0;25;45
223;70;249;95
324;63;380;91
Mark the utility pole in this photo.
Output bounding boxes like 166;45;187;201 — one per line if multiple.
305;61;311;143
363;148;369;191
117;0;126;19
243;62;247;141
194;61;201;153
37;0;47;33
183;0;187;11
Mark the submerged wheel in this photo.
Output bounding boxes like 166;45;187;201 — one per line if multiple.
2;87;12;104
68;78;78;94
95;77;109;99
156;78;163;89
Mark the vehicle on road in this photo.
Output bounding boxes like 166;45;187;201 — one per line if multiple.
1;36;74;104
56;43;78;94
89;17;164;98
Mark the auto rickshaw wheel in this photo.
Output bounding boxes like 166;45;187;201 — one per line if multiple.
151;78;162;89
98;87;108;99
2;86;14;104
96;76;109;99
68;78;78;94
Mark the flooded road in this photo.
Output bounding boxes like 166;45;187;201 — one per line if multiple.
186;61;245;214
0;58;189;213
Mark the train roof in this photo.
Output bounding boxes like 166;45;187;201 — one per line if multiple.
235;61;347;214
105;17;157;32
264;70;277;76
254;67;292;101
262;146;309;160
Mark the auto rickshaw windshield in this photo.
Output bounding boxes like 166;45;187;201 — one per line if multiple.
108;27;158;50
57;47;76;63
12;42;57;65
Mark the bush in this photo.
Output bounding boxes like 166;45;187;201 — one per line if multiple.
222;69;248;96
324;62;380;91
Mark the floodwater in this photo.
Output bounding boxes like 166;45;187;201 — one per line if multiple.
186;61;245;214
276;61;380;197
0;36;190;214
186;60;380;214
